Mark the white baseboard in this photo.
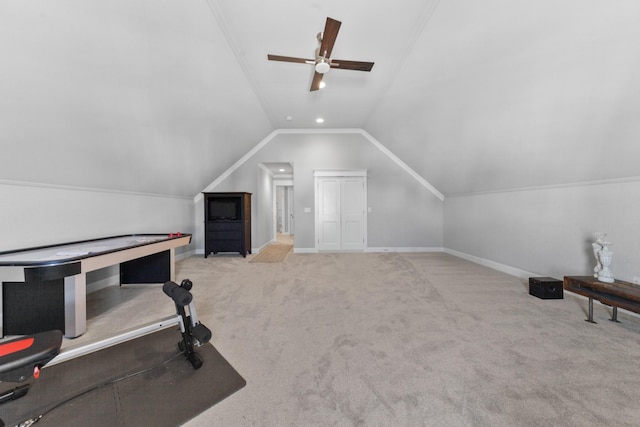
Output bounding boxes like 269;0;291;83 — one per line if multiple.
293;248;316;254
443;248;539;279
177;249;196;261
292;246;444;254
366;247;444;253
253;239;276;254
441;250;640;319
87;275;118;293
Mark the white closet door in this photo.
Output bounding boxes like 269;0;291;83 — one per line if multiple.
340;178;366;250
317;178;341;251
316;173;366;251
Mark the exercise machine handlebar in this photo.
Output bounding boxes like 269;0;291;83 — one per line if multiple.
162;281;193;306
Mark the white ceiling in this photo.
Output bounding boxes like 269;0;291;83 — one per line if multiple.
206;0;640;195
208;0;439;129
1;1;639;197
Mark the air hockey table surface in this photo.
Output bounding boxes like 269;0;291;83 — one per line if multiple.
0;234;187;265
0;234;191;338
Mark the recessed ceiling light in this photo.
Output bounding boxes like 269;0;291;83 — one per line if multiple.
319;81;326;89
278;168;285;172
286;115;293;121
316;118;324;123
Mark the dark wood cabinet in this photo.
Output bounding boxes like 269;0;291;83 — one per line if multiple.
203;192;251;257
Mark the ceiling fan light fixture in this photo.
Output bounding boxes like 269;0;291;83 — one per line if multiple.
315;58;330;74
266;17;374;91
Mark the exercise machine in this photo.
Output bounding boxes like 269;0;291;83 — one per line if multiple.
0;278;211;426
162;279;212;369
0;330;63;409
48;278;211;367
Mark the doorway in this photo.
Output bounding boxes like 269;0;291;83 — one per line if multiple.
276;185;294;239
264;162;294;246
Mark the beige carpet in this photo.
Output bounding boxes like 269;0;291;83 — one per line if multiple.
249;243;292;263
74;252;640;426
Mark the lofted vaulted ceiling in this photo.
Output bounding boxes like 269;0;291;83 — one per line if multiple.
1;0;639;197
209;0;436;129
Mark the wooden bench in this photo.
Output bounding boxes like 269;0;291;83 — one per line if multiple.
564;276;640;323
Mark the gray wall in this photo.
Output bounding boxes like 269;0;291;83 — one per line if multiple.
195;131;443;253
364;2;640;198
444;179;640;282
1;181;195;291
0;2;272;198
256;166;275;249
0;182;194;252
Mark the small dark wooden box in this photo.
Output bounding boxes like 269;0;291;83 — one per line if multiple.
529;277;563;299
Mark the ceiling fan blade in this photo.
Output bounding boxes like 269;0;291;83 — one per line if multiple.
268;54;314;64
330;60;375;72
310;71;324;92
319;17;341;58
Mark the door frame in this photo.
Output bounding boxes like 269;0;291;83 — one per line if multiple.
314;170;367;252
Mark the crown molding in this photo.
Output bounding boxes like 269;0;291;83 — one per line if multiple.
0;179;191;200
446;176;640;199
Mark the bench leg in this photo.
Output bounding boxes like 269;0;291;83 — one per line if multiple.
586;297;597;323
609;306;620;323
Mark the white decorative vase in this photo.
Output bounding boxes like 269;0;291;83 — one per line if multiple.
592;233;606;278
597;244;614;283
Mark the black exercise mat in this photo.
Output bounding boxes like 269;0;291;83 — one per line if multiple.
1;327;246;427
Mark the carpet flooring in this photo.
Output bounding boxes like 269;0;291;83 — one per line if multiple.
177;252;640;426
21;251;640;426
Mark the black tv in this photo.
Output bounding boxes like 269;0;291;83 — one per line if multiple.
208;198;240;220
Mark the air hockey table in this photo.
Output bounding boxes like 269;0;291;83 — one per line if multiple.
0;233;191;338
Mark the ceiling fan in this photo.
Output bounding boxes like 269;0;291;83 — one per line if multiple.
267;17;374;92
